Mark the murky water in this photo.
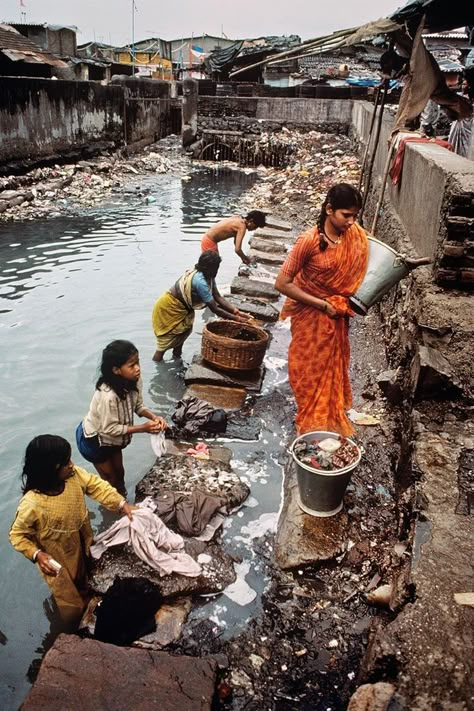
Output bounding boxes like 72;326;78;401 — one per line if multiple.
0;166;286;708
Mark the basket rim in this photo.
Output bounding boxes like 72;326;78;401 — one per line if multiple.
203;320;269;344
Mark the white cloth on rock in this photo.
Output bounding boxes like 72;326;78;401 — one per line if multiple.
150;432;167;458
90;506;201;577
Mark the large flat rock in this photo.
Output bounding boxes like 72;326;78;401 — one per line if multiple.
248;248;287;266
228;295;280;322
275;458;348;569
184;383;247;410
137;453;250;510
253;227;295;241
90;538;236;598
185;354;265;393
263;215;293;231
230;276;280;301
249;236;289;254
225;412;262;440
21;634;217;711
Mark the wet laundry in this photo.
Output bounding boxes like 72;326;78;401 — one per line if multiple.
90;503;201;577
186;442;210;460
150;431;167;458
293;436;359;471
148;491;226;538
171;395;227;436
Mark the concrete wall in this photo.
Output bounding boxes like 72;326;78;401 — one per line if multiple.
111;77;172;145
198;96;353;132
0;77;172;165
352;102;474;285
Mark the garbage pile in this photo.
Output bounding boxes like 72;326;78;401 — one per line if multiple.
0;144;183;223
293;435;360;471
240;130;360;227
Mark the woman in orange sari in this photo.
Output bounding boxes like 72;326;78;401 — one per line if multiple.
275;184;368;436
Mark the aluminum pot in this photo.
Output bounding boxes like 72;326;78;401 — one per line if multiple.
290;431;362;517
349;236;409;316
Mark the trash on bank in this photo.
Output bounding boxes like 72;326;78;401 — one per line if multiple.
347;408;381;426
454;592;474;607
293;435;360;471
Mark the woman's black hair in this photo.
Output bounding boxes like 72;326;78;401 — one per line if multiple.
21;434;71;494
317;183;363;251
96;339;138;400
195;251;222;279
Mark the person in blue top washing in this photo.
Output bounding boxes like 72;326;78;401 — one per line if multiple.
152;251;250;362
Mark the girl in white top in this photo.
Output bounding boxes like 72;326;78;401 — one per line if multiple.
76;340;167;495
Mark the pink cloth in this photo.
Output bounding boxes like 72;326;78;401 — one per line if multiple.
389;136;452;185
90;506;201;577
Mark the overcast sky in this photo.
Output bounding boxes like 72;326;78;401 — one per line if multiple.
2;0;401;47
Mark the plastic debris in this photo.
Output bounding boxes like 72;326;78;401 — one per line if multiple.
293;435;359;471
347;409;381;425
186;442;210;460
454;593;474;606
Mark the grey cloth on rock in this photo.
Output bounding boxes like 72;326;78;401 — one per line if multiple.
171;395;216;435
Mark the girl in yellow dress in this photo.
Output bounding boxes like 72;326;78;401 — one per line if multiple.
9;434;136;624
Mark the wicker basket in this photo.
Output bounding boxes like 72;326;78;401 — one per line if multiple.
202;320;269;372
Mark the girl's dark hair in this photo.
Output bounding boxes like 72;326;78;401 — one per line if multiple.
96;340;138;400
21;434;71;494
317;183;363;251
195;251;222;279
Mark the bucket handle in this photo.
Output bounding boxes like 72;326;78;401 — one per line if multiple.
393;254;406;268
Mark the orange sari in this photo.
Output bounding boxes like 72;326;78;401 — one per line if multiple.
280;224;368;436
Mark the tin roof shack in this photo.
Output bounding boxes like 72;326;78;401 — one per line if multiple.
206;35;301;83
115;37;173;80
77;42;134;80
0;24;66;77
170;34;236;78
10;23;77;56
297;45;383;86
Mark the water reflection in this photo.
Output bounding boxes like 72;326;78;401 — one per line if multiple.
0;166;264;709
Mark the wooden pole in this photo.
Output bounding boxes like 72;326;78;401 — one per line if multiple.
360;84;388;222
358;86;381;192
370;136;397;235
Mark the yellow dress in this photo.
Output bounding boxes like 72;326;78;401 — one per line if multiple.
9;466;123;623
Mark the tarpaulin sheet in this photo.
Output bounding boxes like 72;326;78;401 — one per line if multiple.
390;0;474;33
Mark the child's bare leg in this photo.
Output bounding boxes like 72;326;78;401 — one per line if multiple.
110;449;126;496
93;449;125;495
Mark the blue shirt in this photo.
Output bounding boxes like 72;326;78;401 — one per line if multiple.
191;272;214;304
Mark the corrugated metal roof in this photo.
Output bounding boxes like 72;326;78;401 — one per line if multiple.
7;22;77;32
423;32;468;39
0;24;66;66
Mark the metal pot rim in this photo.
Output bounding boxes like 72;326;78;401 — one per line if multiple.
290;430;362;476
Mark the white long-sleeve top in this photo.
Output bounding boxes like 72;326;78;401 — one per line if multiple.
82;381;147;447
